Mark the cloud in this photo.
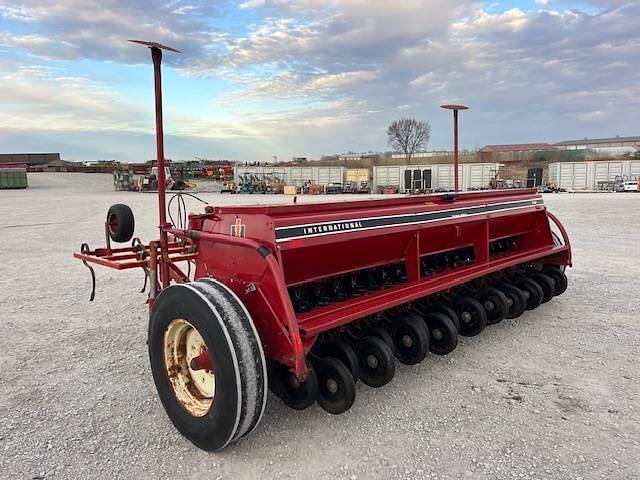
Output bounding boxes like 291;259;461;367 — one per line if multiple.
206;1;640;149
0;60;149;132
0;0;638;160
0;1;224;65
238;0;330;13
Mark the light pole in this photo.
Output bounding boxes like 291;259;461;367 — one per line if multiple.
129;40;180;288
440;104;468;192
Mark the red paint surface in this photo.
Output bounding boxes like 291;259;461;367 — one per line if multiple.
77;188;571;380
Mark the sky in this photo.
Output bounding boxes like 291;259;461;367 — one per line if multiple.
0;0;638;162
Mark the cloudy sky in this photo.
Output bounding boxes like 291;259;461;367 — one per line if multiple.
0;0;637;161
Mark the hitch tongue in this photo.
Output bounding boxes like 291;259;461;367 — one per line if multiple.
80;243;96;301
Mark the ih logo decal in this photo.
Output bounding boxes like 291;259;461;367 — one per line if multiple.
231;217;246;237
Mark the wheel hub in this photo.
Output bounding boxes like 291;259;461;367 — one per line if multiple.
483;300;495;311
366;354;379;369
107;213;118;234
163;318;215;417
402;334;413;348
461;311;472;323
326;378;339;394
432;328;444;341
288;375;302;390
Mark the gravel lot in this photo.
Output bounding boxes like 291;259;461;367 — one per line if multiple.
1;173;639;480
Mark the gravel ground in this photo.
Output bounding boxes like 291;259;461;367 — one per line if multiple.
1;173;639;480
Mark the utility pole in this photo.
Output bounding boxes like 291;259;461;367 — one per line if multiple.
440;104;469;192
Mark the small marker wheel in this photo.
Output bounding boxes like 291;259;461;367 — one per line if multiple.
106;204;135;243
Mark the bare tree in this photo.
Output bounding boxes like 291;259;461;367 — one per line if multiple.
387;118;431;161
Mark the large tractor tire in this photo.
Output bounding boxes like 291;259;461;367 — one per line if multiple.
148;278;267;451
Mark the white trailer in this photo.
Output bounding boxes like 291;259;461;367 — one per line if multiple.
548;160;638;191
466;163;499;190
288;167;315;187
373;163;499;192
317;167;343;186
435;164;454;191
234;167;288;184
235;166;345;188
373;166;402;191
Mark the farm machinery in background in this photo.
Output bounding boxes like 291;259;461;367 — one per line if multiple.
112;164;135;191
239;172;286;194
200;162;234;181
114;163;193;192
75;41;573;452
614;175;639;192
343;168;371;193
141;165;192;192
113;160;235;192
342;180;371;194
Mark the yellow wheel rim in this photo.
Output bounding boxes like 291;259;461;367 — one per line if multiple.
163;318;215;417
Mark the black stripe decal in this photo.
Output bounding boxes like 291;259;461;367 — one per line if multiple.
275;199;543;241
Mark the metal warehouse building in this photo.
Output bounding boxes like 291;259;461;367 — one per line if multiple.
374;163;500;192
0;153;60;166
548;160;640;190
554;136;640;152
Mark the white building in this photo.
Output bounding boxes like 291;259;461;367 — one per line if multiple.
548;159;640;191
390;151;454;159
374;163;500;192
554;136;640;155
337;152;382;161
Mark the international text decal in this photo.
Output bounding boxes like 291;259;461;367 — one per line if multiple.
303;221;364;235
